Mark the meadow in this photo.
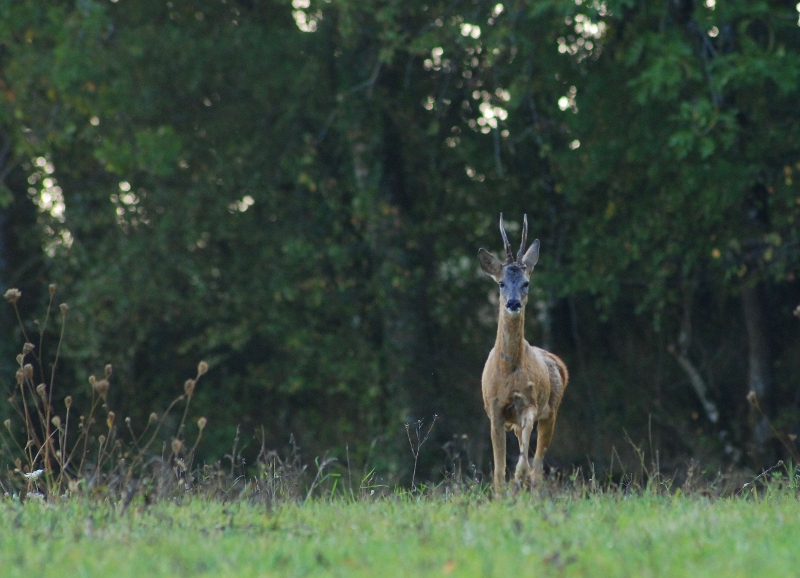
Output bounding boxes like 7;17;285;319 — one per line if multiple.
1;478;799;578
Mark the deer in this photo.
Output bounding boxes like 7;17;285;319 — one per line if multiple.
478;214;568;493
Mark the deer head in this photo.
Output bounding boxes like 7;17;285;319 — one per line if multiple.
478;214;540;315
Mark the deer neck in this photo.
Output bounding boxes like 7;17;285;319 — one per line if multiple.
495;306;526;368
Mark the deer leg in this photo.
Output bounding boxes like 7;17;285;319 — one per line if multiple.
489;413;507;493
513;407;536;486
531;413;556;485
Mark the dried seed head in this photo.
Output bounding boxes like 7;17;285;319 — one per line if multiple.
184;379;196;398
49;283;57;296
746;390;759;408
171;438;183;455
16;354;23;366
65;395;73;409
149;412;158;424
125;416;131;427
94;379;109;398
794;304;800;318
23;364;33;379
22;342;35;355
59;303;68;316
98;435;106;445
197;416;207;431
3;288;21;303
106;411;115;429
51;415;61;428
197;360;209;376
36;383;46;398
104;364;112;378
3;419;10;431
16;369;24;385
88;375;96;386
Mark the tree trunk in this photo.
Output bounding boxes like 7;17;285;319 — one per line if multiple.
741;279;775;467
346;74;433;442
669;287;720;424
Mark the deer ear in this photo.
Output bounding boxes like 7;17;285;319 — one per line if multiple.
522;239;540;271
478;248;504;281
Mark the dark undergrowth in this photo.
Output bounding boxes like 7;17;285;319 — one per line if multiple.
2;286;798;508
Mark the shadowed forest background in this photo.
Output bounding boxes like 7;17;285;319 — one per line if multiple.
1;0;799;484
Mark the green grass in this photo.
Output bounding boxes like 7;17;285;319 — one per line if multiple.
1;488;798;577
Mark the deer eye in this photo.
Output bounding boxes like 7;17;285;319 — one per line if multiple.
498;281;506;288
522;282;529;289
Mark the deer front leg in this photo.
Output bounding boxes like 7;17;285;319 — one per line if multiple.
531;413;556;485
489;413;507;494
513;407;536;487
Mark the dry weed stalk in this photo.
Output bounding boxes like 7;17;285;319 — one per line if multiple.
746;390;800;464
1;286;212;501
405;414;438;492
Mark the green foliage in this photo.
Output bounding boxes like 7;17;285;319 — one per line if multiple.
0;0;798;474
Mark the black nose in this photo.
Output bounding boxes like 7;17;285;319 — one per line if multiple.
506;299;521;312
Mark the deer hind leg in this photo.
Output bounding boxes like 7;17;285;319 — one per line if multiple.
530;413;556;485
530;362;565;486
513;407;536;487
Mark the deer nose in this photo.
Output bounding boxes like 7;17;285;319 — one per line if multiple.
506;299;522;312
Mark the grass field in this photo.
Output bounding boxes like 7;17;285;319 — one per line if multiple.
1;481;798;578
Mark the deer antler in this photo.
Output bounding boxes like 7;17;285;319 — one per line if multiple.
517;214;528;265
499;213;514;264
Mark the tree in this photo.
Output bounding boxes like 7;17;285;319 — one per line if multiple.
1;0;798;478
555;0;800;464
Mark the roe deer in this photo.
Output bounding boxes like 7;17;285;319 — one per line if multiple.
478;214;568;492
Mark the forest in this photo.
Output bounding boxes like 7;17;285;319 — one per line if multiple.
0;0;799;485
